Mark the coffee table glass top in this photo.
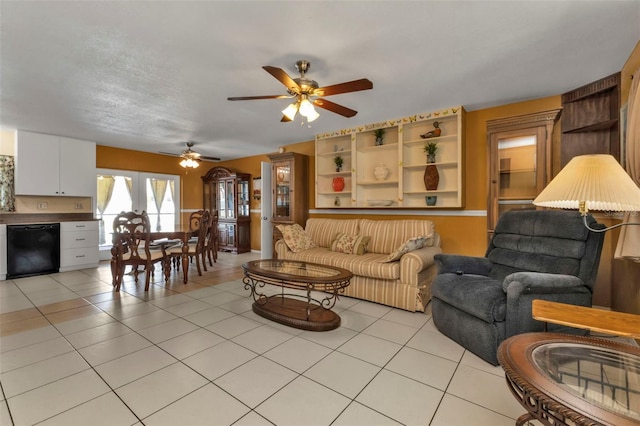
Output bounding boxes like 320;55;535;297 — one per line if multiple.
532;342;640;421
244;260;351;280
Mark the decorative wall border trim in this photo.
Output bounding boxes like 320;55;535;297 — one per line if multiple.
310;209;486;217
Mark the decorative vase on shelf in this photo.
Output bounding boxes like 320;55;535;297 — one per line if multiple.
332;176;345;192
373;163;390;181
425;196;437;206
424;164;439;191
427;154;436;164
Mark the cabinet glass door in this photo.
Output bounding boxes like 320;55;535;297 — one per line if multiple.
488;127;546;235
238;179;249;217
218;181;227;218
226;180;235;218
274;163;291;220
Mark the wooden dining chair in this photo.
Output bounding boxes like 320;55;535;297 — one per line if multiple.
111;211;169;291
166;209;211;277
205;210;218;266
168;209;205;270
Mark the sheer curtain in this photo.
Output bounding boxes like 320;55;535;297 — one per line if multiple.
615;67;640;262
97;176;116;244
149;179;168;231
0;155;15;212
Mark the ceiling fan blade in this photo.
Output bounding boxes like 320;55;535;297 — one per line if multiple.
313;98;358;118
263;66;301;94
314;79;373;97
159;152;220;161
227;94;292;101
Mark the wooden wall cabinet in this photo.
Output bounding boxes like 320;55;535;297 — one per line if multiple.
561;72;621;166
202;166;251;254
486;109;561;240
267;152;308;253
315;106;465;209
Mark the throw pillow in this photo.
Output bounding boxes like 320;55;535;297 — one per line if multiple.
380;236;428;263
330;233;370;255
277;224;316;253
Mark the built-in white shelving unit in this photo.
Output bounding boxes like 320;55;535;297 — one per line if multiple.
315;106;465;208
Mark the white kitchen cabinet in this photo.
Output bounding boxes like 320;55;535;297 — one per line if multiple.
60;221;99;272
15;131;96;197
0;224;6;280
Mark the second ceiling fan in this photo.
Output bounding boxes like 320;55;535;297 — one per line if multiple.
227;60;373;122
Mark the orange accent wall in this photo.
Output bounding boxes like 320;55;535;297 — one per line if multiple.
97;98;563;258
96;145;217;224
206;96;562;259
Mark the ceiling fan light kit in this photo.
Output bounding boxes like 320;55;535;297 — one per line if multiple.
228;60;373;123
179;142;201;168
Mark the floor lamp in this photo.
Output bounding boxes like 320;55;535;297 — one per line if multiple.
533;154;640;234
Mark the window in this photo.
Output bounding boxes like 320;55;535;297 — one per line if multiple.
96;169;180;248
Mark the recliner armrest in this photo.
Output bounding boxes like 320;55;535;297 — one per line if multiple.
503;272;587;295
434;254;493;276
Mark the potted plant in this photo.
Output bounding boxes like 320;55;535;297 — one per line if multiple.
373;128;385;146
334;155;344;172
424;141;438;163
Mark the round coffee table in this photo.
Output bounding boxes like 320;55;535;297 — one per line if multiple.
498;332;640;426
242;259;352;331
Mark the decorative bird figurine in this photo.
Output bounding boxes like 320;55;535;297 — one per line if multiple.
420;121;442;139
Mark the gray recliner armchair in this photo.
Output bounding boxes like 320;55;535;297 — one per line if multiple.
431;210;605;365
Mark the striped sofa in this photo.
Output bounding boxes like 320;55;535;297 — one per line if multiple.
274;218;442;312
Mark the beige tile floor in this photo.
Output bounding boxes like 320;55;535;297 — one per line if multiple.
0;252;528;426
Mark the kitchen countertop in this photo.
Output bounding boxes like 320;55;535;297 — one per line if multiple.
0;213;96;224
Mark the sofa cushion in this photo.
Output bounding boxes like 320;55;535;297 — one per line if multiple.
305;218;360;248
330;233;371;255
360;219;435;254
281;247;399;280
380;236;428;262
277;223;317;253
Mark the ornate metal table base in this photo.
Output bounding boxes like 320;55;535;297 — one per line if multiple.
242;260;352;332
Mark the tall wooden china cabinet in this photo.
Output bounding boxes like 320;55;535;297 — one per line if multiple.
202;167;251;254
267;152;308;255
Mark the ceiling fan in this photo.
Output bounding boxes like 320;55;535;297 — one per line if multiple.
160;142;220;167
227;60;373;122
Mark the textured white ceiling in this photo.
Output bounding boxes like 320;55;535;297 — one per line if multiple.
1;1;639;161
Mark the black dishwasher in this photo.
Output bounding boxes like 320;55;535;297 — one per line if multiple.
7;224;60;279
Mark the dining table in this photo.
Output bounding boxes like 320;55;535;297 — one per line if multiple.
112;224;198;285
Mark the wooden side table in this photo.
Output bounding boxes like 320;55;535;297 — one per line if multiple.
532;299;640;340
498;332;640;426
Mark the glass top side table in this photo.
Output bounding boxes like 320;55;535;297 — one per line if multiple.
498;332;640;426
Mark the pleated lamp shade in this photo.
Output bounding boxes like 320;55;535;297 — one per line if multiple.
533;154;640;214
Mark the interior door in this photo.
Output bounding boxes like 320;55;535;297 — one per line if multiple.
260;161;273;259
